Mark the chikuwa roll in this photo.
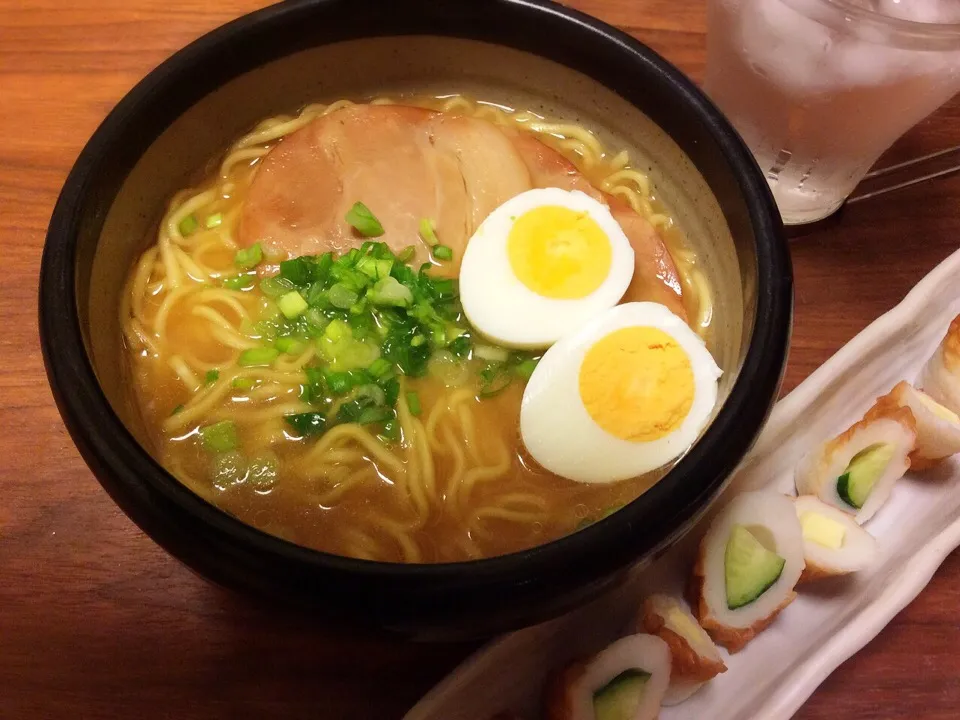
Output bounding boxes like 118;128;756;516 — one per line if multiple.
689;491;805;653
876;381;960;470
919;314;960;415
793;495;877;583
638;594;726;705
544;634;671;720
795;403;916;523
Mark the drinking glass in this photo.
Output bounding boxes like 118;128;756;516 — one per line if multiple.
705;0;960;225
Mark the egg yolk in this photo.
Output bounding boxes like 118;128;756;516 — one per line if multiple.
578;326;694;443
507;205;612;299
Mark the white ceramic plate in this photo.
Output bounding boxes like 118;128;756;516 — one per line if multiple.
405;248;960;720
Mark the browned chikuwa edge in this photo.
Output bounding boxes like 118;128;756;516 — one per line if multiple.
6;0;960;718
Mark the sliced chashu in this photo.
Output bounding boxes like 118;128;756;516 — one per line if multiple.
239;103;686;319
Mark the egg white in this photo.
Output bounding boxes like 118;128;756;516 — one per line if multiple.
459;188;635;349
520;302;722;484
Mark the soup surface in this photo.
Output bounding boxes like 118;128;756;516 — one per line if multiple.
121;94;716;563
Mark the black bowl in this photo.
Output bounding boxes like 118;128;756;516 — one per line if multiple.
39;0;791;639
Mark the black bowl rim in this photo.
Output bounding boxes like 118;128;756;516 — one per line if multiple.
39;0;791;583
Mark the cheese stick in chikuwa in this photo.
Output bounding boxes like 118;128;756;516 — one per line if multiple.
875;381;960;469
689;490;805;653
920;314;960;415
793;495;877;583
795;402;916;523
544;634;671;720
637;594;726;705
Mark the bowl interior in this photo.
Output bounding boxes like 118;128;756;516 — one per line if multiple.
86;35;749;463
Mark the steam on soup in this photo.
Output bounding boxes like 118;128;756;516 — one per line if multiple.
121;95;719;563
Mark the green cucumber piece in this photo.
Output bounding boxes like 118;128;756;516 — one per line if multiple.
836;443;894;509
592;669;650;720
724;524;786;610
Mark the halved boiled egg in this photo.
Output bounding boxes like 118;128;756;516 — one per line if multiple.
459;188;635;349
520;302;722;483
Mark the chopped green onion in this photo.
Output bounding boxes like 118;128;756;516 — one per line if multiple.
315;252;334;280
232;377;256;390
514;357;540;380
431;278;457;299
285;412;328;437
419;218;439;246
304;307;330;332
345;202;385;237
397;245;417;263
238;347;280;367
178;214;199;236
380;418;401;443
432;244;453;262
260;275;295;298
205;213;223;229
200;420;239;453
234;243;263;270
411;335;426;348
204;369;220;385
357;406;392;425
354;383;387;406
279;256;314;285
275;337;307;355
317;320;380;370
479;363;512;397
368;357;392;378
278;291;309;319
325;371;353;395
223;275;254;290
327;282;359;310
448;334;473;359
406;391;421;416
381;376;401;407
356;254;394;281
474;345;509;363
170;404;185;416
368;276;413;308
428;350;470;387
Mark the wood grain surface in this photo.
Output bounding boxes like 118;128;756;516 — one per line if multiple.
3;1;960;717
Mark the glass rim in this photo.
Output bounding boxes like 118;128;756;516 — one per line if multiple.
784;0;960;49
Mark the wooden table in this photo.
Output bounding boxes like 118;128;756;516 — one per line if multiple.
3;1;959;717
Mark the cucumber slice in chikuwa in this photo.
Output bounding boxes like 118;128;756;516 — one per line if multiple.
836;443;894;509
724;524;786;610
592;669;651;720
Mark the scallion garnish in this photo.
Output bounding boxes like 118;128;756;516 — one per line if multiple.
232;377;256;390
275;337;307;355
238;347;280;367
205;369;220;385
514;357;540;380
419;218;439;246
285;412;328;437
259;275;295;298
406;391;421;416
234;242;263;270
278;291;308;320
478;364;512;397
345;202;385;237
205;213;223;229
178;214;199;236
223;275;254;290
474;345;509;363
200;420;239;452
432;244;453;262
